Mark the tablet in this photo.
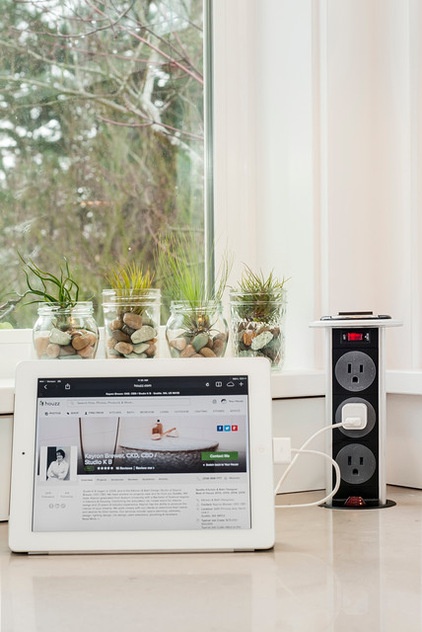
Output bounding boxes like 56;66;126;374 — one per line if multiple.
9;357;275;554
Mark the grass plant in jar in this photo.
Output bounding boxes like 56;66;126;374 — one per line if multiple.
19;257;99;359
102;263;160;359
230;267;288;370
159;237;230;358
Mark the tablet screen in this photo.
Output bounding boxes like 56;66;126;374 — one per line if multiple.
32;374;251;533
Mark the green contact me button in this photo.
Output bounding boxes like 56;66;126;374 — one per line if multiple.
201;451;238;461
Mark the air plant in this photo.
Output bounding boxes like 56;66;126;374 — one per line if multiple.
19;256;80;308
230;266;288;322
102;262;159;358
157;234;231;357
158;234;229;303
18;256;98;359
106;262;155;297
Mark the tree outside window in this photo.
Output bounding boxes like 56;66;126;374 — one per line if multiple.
0;0;206;327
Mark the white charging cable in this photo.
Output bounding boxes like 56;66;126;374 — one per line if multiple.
274;422;344;509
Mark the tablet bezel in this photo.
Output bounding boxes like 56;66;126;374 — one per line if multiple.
9;357;275;554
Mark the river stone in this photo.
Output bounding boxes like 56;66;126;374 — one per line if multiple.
180;344;196;358
121;323;136;336
250;330;273;351
192;332;209;352
112;329;131;342
132;342;149;354
145;343;157;357
71;332;93;350
34;335;50;357
115;341;134;356
199;346;216;357
242;330;255;347
106;336;117;349
123;312;143;330
109;318;123;331
49;327;72;346
169;337;187;351
131;325;156;344
58;345;77;356
77;344;96;358
263;334;281;359
211;337;226;357
46;343;61;358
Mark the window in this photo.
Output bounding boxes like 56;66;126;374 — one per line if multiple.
0;0;207;327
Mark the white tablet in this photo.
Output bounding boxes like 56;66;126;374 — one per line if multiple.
9;357;275;554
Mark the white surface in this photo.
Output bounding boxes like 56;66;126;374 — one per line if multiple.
1;486;421;631
310;319;403;329
0;379;14;415
386;393;422;488
0;415;12;521
213;1;422;372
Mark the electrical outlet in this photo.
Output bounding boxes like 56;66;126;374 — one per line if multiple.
335;397;376;438
273;437;291;464
335;443;377;485
334;351;376;392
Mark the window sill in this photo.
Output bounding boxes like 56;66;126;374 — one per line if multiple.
1;328;422;415
0;379;15;415
270;370;325;399
385;371;422;395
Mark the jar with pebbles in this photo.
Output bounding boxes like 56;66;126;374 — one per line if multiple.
102;289;160;359
33;302;99;359
165;300;228;358
229;291;287;370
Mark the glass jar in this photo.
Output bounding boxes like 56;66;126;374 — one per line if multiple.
33;302;99;359
229;291;287;370
165;300;228;358
102;289;161;359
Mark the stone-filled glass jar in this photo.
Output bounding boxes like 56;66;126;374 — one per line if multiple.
229;291;287;370
102;289;161;359
33;301;99;359
165;300;228;358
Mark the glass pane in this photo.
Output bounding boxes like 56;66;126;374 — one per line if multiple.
0;0;206;327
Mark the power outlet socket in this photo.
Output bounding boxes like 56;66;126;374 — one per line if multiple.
273;437;291;464
334;351;376;392
336;397;376;438
335;443;377;485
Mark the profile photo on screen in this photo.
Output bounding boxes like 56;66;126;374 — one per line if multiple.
46;447;70;481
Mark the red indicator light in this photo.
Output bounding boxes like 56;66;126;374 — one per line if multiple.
347;332;363;342
344;496;366;507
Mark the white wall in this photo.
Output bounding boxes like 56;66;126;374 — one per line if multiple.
213;0;422;372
